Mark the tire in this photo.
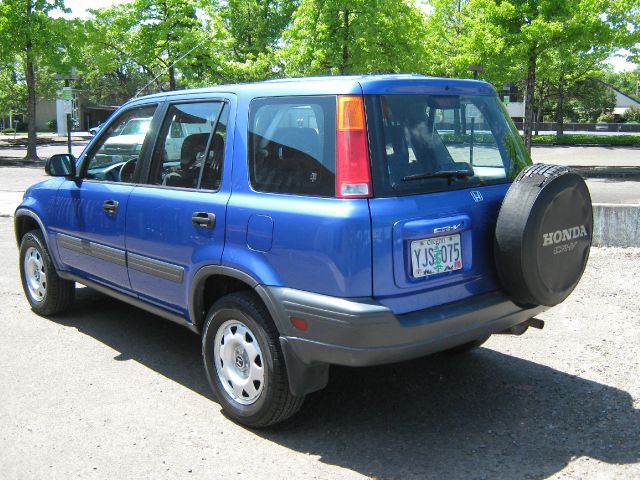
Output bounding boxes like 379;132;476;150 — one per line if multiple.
443;335;490;354
494;164;593;307
202;291;304;428
19;229;75;316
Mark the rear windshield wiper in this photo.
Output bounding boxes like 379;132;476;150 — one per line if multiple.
402;168;474;182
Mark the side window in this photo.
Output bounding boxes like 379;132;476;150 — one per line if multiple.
200;105;229;191
84;105;157;183
149;102;226;190
248;96;336;196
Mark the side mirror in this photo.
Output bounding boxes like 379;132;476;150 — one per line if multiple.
45;154;76;178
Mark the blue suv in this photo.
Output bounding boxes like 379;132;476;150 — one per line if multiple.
15;75;593;427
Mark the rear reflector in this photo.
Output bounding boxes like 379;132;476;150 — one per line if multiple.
290;317;308;331
336;95;372;198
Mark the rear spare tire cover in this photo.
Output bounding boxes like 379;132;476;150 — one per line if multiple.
494;164;593;307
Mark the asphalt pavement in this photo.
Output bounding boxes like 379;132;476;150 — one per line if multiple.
0;217;638;479
1;138;639;478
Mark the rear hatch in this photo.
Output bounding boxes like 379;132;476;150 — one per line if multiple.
363;81;530;314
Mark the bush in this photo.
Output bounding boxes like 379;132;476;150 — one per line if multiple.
46;119;57;132
1;128;16;134
597;113;614;123
622;106;640;123
531;134;640;146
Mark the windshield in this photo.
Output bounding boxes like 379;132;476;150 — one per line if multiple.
366;94;530;196
120;118;151;136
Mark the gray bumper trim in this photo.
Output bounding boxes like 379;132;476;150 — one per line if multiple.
265;286;546;370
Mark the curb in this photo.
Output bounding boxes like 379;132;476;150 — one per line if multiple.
572;166;640;180
592;203;640;248
0;158;45;168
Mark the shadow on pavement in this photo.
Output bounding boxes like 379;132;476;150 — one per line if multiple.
46;287;640;480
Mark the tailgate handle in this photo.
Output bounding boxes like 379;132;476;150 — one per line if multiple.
192;212;216;229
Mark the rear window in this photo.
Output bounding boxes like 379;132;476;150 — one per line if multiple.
248;96;336;196
366;94;530;197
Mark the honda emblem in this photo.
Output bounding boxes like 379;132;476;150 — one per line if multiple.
470;191;483;202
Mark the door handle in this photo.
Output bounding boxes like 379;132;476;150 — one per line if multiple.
103;199;119;214
192;212;216;229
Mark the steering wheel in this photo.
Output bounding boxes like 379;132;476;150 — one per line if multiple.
119;158;137;183
103;161;126;182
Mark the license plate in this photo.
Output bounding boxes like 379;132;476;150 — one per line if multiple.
410;234;463;278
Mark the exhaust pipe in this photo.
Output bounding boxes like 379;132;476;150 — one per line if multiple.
497;317;545;336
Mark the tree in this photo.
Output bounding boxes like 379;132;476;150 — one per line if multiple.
83;0;229;98
210;0;299;82
280;0;429;76
567;79;616;123
602;66;640;98
0;59;26;123
0;0;70;160
431;0;640;149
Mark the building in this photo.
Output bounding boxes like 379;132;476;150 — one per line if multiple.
598;81;640;119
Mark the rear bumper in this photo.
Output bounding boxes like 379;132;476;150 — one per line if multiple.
262;286;547;395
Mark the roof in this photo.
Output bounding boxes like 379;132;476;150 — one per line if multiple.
130;74;497;105
594;79;640;107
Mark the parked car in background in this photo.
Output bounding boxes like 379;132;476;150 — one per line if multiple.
15;75;593;428
595;121;609;131
88;123;102;135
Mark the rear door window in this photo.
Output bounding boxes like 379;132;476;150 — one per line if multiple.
248;96;336;196
149;102;227;190
367;94;529;197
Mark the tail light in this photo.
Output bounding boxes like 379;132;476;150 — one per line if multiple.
335;95;372;198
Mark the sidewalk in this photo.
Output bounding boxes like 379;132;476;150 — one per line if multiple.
0;132;93;144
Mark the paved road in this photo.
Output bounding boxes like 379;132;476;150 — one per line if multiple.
531;146;640;167
1;217;638;479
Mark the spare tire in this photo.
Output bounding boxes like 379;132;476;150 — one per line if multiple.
494;164;593;307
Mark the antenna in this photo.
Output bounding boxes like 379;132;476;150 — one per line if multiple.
134;39;207;97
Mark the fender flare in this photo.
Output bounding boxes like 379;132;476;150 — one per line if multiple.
14;208;66;272
188;265;286;335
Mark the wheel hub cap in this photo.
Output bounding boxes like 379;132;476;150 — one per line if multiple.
23;247;47;302
213;320;265;405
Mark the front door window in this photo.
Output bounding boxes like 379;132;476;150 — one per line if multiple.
83;105;157;183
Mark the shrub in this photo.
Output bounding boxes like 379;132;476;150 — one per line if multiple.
46;119;57;132
1;128;16;134
622;106;640;123
531;134;640;145
597;113;614;123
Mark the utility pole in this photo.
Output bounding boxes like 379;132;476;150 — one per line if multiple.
65;79;72;155
56;66;78;156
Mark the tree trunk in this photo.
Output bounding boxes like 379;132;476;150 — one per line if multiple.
522;48;537;154
24;15;39;161
535;82;544;136
169;65;176;91
555;76;565;136
340;9;349;74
